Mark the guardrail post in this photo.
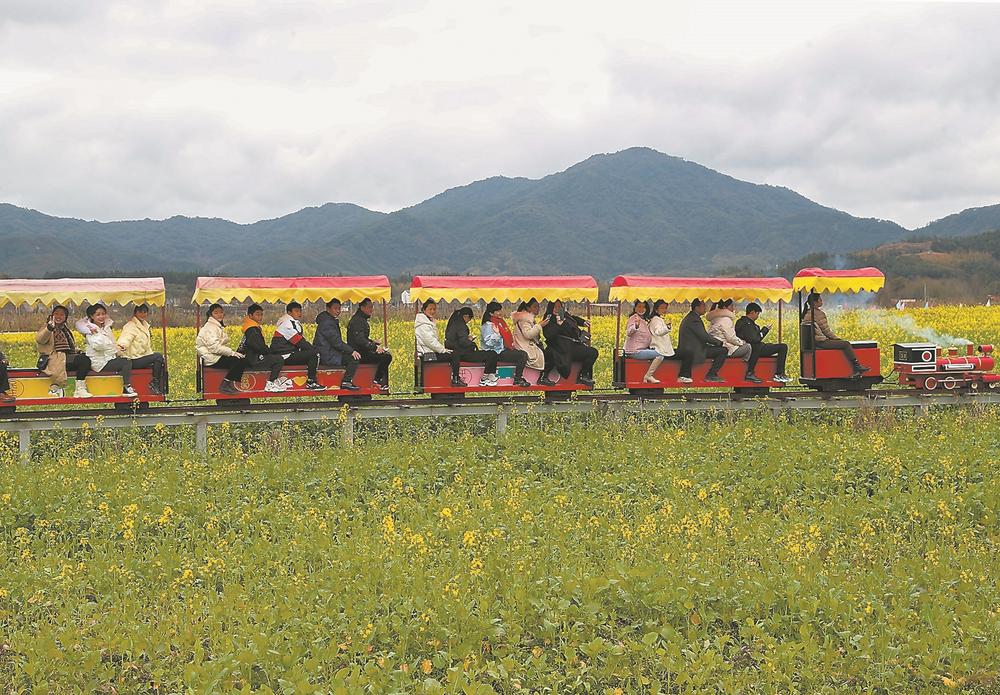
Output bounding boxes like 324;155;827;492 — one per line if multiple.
195;420;207;454
496;408;508;435
342;408;355;446
19;428;31;464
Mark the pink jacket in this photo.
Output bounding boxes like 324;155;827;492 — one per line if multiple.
624;314;653;353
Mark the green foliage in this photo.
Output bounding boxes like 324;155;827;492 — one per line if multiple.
1;409;999;692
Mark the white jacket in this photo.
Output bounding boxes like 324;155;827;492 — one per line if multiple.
196;317;238;365
648;315;675;357
415;312;447;355
75;318;120;371
706;308;744;355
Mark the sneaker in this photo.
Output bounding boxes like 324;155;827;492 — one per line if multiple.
450;378;467;387
745;374;763;384
49;384;65;397
265;380;287;393
340;380;360;391
704;373;724;383
774;374;792;383
479;375;498;387
577;375;595;387
219;379;239;395
275;376;293;389
122;385;139;398
74;384;93;398
149;380;163;395
513;377;531;387
379;383;390;393
305;380;326;391
1;391;14;403
538;376;557;386
677;376;693;383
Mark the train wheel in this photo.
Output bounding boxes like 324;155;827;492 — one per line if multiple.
943;377;958;390
922;376;938;391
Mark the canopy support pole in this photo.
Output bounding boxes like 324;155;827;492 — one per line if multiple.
381;300;388;347
160;302;169;376
194;305;202;394
778;300;783;344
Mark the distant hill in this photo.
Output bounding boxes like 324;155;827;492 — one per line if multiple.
0;146;991;279
914;204;1000;239
780;229;1000;304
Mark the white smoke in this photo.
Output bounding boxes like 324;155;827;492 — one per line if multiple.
874;311;972;346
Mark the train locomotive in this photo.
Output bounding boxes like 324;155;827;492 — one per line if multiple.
893;342;999;391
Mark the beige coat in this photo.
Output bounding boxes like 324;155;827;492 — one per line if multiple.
196;317;239;365
706;308;745;355
512;310;545;370
35;324;70;386
804;306;838;343
648;315;675;357
117;317;154;359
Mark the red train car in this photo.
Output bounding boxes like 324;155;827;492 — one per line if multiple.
192;276;391;402
793;268;885;392
610;276;793;394
0;278;168;412
409;275;599;398
894;342;1000;391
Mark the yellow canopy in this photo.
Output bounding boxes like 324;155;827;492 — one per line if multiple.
609;276;793;304
792;267;885;294
192;276;391;305
0;278;166;308
409;275;598;304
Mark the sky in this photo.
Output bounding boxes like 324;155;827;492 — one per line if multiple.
1;0;998;228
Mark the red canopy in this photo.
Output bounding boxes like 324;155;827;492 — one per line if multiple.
410;275;598;303
192;276;391;304
792;267;885;294
609;276;792;303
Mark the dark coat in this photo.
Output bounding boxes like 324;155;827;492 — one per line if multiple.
444;317;477;352
677;310;723;364
347;309;378;353
315;311;352;366
238;324;271;361
735;316;770;344
542;313;586;378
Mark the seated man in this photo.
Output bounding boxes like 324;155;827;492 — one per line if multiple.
735;302;791;383
239;304;291;392
347;298;392;391
116;303;166;395
802;293;870;379
314;298;360;391
270;301;325;391
676;298;727;383
36;304;93;398
0;348;13;403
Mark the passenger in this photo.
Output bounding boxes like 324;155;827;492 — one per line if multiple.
239;304;292;392
415;299;464;386
0;348;12;403
445;307;499;387
802;292;870;378
736;302;791;383
706;299;751;360
676;299;727;383
541;299;597;387
481;301;530;387
511;299;557;386
314;299;361;391
347;298;392;391
270;301;325;391
36;304;93;398
75;304;138;398
644;299;676;384
196;303;246;395
116;303;166;395
624;300;662;383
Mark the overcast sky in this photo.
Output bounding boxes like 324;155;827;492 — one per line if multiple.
1;0;998;228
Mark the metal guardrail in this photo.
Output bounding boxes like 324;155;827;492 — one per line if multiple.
2;390;998;462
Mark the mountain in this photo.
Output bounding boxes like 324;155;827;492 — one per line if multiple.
0;146;970;279
780;229;1000;304
914;203;1000;239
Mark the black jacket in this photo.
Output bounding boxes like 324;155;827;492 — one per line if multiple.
444;318;477;352
542;313;587;378
347;309;378;353
315;311;352;366
677;310;723;363
735;316;770;345
238;323;271;361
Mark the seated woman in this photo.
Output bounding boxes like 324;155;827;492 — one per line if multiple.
706;299;751;360
644;299;675;384
415;299;461;384
623;300;661;383
116;303;166;395
802;292;870;378
444;307;499;387
195;303;246;395
481;301;530;387
511;299;557;386
541;299;598;386
75;304;138;398
36;304;93;398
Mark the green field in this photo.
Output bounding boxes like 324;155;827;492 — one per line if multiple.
2;408;999;692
